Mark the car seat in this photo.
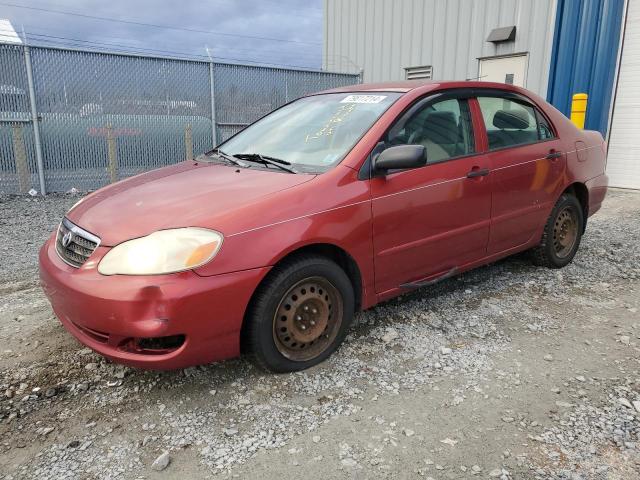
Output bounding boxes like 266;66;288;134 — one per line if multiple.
409;111;460;162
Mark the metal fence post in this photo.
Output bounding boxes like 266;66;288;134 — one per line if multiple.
184;123;193;160
209;62;217;147
23;44;46;195
11;123;30;193
106;124;118;183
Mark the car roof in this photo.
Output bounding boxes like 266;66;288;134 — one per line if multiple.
318;80;528;96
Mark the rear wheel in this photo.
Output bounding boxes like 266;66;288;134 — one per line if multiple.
244;255;354;372
530;193;584;268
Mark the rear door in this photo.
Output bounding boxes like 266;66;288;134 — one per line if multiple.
370;93;492;296
475;93;565;255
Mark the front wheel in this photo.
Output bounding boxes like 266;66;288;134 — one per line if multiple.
243;255;355;372
530;193;584;268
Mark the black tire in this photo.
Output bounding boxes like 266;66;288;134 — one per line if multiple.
530;193;584;268
243;255;355;373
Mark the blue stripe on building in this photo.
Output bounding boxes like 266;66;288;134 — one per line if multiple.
547;0;626;136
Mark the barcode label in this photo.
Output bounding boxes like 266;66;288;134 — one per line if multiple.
340;94;387;104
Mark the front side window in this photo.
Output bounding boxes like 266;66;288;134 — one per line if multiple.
219;92;402;173
478;96;552;150
383;97;475;163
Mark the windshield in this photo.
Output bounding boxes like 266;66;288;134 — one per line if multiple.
218;92;402;173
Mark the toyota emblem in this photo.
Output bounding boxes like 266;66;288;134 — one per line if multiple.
61;231;73;248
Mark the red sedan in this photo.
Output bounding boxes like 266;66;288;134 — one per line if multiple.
39;81;608;372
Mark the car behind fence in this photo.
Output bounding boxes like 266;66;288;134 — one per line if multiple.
0;43;360;194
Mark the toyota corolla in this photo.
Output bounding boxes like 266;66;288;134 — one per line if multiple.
39;81;608;372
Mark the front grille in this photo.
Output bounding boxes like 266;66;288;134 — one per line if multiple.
55;218;100;268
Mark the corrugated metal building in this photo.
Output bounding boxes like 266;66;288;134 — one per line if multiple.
323;0;556;95
323;0;638;189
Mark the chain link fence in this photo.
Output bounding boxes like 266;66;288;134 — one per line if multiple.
0;43;360;194
214;63;364;142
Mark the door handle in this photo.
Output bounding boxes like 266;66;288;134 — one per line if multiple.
545;150;562;160
466;167;490;178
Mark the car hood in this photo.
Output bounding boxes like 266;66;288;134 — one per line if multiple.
67;161;316;246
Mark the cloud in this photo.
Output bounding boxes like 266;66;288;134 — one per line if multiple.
2;0;323;68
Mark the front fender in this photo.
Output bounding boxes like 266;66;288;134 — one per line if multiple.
193;199;375;301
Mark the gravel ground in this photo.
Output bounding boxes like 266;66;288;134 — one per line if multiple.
0;189;639;480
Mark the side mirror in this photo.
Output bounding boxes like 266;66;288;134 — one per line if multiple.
372;144;426;175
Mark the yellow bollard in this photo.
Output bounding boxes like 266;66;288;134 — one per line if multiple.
570;93;588;129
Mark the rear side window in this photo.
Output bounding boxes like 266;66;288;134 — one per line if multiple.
385;98;475;163
477;97;552;150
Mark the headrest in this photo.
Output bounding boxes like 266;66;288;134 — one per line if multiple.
423;111;459;144
493;109;530;130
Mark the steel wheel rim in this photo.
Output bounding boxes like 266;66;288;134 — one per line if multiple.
272;276;343;361
553;206;578;258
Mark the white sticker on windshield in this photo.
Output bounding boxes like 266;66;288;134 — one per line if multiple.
340;94;387;104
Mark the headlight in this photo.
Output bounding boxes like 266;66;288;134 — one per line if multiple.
98;228;223;275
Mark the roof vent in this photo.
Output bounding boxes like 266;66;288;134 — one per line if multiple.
405;65;433;80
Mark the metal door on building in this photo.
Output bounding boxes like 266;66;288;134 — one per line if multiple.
478;54;528;87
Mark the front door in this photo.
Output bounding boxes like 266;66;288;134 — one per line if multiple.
370;95;492;296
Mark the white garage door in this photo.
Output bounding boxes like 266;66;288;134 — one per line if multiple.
607;0;640;189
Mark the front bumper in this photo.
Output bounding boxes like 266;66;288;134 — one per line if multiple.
39;234;269;369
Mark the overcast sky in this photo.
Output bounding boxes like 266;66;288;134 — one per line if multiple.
0;0;325;69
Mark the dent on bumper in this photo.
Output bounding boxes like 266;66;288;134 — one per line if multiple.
39;236;269;369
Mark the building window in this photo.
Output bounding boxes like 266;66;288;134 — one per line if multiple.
405;65;433;80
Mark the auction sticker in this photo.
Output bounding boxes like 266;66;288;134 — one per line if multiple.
340;94;387;104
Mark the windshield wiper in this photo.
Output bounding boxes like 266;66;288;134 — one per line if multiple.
233;153;298;173
203;148;247;167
